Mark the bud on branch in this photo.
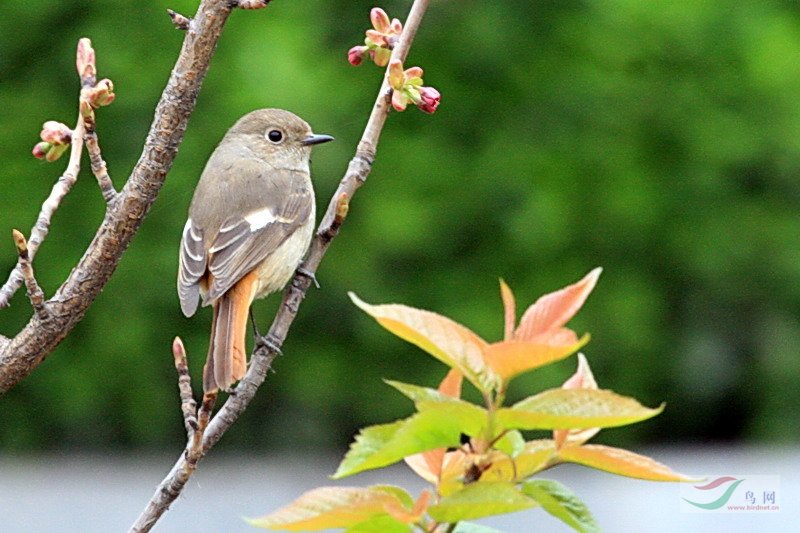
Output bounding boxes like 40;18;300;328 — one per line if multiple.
387;60;441;114
347;7;403;67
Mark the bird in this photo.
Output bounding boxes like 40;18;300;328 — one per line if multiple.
177;108;333;393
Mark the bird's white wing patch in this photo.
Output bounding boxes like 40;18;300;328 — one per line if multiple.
244;207;277;231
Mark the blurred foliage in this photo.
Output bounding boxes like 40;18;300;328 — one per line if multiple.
1;0;799;454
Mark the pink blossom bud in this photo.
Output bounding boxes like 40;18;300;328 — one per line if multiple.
76;38;96;79
40;121;73;145
32;142;51;160
347;45;367;66
416;86;441;114
87;79;115;107
370;8;391;33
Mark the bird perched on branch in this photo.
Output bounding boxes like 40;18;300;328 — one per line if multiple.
177;109;333;392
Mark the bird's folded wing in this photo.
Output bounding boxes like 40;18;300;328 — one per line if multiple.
178;219;207;317
203;187;313;303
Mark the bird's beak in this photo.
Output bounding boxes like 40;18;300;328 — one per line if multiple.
301;133;335;146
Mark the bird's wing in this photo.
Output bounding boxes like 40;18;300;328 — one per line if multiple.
203;181;313;304
178;218;207;317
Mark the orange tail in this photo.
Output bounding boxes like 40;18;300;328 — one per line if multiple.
203;271;257;392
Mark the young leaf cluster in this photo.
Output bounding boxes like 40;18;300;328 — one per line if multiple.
252;269;695;532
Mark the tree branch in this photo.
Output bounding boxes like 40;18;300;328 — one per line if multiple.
129;0;431;529
0;0;236;394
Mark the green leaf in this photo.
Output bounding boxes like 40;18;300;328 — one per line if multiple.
344;514;413;533
350;293;499;393
520;479;600;533
496;389;664;430
385;379;459;405
247;486;408;531
333;403;486;479
493;429;526;457
428;481;536;522
452;522;505;533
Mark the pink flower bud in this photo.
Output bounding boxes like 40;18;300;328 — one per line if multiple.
40;121;73;145
416;86;440;114
32;142;50;160
87;79;116;107
347;45;367;66
76;38;96;79
370;8;391;33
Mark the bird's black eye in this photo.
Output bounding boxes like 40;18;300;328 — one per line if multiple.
266;129;283;143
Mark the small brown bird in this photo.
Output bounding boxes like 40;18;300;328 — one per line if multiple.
178;109;333;392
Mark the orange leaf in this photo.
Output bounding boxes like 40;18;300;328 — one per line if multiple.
350;293;498;391
248;486;407;530
483;334;590;380
500;279;516;341
515;268;601;341
558;444;697;482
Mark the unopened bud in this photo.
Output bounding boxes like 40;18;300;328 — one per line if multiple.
415;86;441;114
76;38;96;79
348;45;367;66
86;79;115;107
32;141;51;160
40;121;73;145
33;141;68;162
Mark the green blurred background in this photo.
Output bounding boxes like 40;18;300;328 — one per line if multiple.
1;0;799;454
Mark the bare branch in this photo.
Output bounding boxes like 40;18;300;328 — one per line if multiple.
0;118;85;309
0;0;236;393
130;0;432;529
12;230;48;320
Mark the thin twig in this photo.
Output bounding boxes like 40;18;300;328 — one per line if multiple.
11;230;47;320
84;131;117;203
172;337;198;435
0;118;85;309
129;1;431;529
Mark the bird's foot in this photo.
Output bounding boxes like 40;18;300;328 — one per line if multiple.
296;266;320;289
255;333;283;355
